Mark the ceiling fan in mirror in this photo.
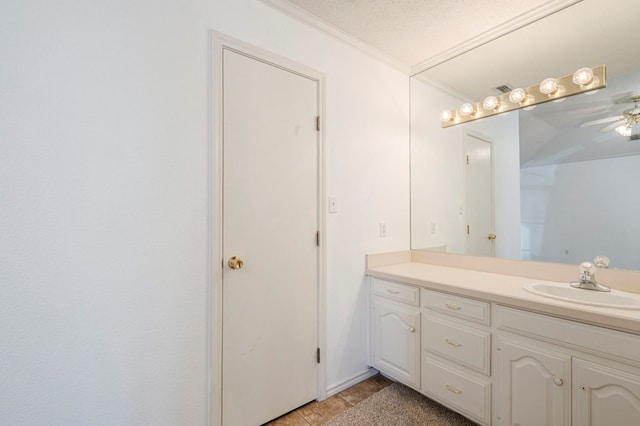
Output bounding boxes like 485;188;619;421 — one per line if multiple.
580;96;640;137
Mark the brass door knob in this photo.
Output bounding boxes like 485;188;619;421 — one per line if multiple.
228;256;244;270
487;234;497;240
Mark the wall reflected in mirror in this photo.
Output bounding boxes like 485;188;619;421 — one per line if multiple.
410;0;640;271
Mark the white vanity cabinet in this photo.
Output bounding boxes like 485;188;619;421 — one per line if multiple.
371;278;421;389
421;288;492;425
368;269;640;426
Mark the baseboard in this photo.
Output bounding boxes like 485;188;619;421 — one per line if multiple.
325;367;380;398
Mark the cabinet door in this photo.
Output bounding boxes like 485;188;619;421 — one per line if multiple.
372;297;420;388
496;337;571;426
573;358;640;425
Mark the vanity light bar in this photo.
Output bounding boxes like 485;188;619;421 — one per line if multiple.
440;65;606;128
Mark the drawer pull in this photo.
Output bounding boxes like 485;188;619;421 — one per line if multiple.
445;384;463;394
445;303;462;310
387;289;400;295
445;339;462;347
408;326;416;333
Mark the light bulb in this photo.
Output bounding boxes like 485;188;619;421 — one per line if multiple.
509;88;527;104
573;67;594;86
615;125;632;136
459;103;475;117
483;96;500;111
440;109;453;122
540;78;559;95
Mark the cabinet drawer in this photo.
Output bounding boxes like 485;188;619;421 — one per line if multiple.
373;278;419;306
422;288;490;325
422;355;491;425
422;314;490;375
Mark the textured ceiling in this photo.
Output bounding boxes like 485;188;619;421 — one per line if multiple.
285;0;551;67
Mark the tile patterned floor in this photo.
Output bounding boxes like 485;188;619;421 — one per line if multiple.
265;374;393;426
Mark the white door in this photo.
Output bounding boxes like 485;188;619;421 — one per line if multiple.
222;48;319;426
464;132;494;256
371;298;420;388
573;358;640;425
496;337;571;426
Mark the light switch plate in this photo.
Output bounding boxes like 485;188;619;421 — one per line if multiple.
328;196;338;213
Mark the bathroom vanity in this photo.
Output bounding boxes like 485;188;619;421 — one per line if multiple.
367;251;640;426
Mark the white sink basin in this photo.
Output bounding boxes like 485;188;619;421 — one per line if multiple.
522;282;640;310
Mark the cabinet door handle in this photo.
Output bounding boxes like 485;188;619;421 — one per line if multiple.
553;377;564;387
445;339;462;347
446;384;463;394
387;289;400;295
408;326;416;333
445;303;461;310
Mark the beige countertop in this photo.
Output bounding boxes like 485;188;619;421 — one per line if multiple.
367;261;640;335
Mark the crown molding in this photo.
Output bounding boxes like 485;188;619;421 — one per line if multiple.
258;0;411;74
410;0;583;76
259;0;582;77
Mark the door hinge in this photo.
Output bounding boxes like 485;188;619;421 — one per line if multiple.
467;225;470;235
466;155;470;165
316;347;321;363
316;231;320;246
316;116;320;131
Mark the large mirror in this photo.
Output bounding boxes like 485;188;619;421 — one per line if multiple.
410;0;640;270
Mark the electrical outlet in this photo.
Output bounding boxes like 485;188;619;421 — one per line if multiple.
328;196;338;213
379;222;387;238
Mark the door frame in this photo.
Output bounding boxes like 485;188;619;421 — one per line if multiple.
462;129;495;256
209;31;327;426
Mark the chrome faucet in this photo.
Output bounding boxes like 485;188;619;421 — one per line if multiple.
570;261;610;292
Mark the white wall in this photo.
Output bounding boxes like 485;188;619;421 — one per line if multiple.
0;0;410;424
410;79;520;258
410;79;465;253
521;156;640;270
